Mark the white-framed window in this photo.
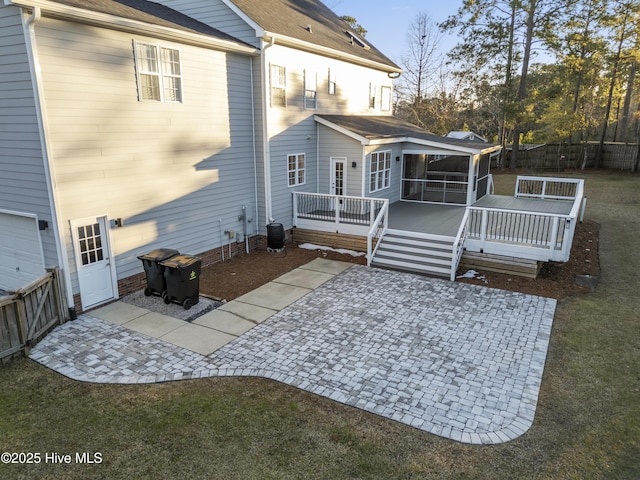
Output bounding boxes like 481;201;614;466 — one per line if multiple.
270;64;286;107
369;83;377;109
381;86;392;112
287;153;305;186
328;68;336;95
369;150;391;192
304;70;317;109
134;41;182;102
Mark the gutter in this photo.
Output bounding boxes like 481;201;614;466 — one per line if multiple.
17;4;75;314
8;0;259;55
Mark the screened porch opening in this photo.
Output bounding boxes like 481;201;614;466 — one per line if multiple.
401;153;491;205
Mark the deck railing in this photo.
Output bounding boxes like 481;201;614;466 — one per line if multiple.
451;208;471;280
366;201;389;265
515;176;582;200
293;192;388;236
402;171;468;204
464;176;585;262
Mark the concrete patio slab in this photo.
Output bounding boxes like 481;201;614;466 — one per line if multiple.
272;268;335;289
299;258;354;275
194;309;255;336
160;323;236;356
217;301;277;324
90;301;148;325
233;282;311;311
122;312;184;337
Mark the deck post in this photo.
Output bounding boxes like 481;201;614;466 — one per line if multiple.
370;199;375;226
335;195;340;232
549;216;560;255
292;192;299;227
480;209;488;247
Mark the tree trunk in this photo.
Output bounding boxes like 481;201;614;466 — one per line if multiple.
617;59;636;143
509;0;536;169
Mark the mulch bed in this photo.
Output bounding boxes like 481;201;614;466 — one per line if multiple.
199;220;600;302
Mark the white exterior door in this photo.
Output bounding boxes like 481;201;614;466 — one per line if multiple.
330;157;346;196
0;210;46;291
71;216;116;309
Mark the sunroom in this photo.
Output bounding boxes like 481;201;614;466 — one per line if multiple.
292;116;585;280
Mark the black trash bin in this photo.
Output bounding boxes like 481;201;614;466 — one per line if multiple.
159;254;202;310
137;248;179;297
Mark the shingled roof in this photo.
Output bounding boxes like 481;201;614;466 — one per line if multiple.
228;0;400;72
43;0;254;47
316;115;501;153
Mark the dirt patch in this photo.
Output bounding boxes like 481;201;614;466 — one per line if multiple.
199;220;600;302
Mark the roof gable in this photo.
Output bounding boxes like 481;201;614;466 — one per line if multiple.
226;0;400;72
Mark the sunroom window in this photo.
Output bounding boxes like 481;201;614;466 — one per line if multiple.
370;150;391;192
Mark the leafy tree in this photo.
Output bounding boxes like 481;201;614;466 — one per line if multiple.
596;0;640;166
340;15;367;37
441;0;579;168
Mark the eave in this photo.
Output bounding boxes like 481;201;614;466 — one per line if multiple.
7;0;259;55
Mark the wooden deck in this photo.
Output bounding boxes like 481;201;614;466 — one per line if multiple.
388;202;466;237
474;195;573;215
388;195;573;238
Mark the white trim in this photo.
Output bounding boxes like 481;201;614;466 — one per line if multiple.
314;115;368;143
70;215;118;310
133;40;183;103
369;150;392;193
8;0;259;55
19;6;74;309
330;157;347;196
287;152;306;187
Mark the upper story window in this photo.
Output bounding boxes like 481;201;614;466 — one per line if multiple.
381;86;392;112
270;64;286;107
288;153;305;186
134;41;182;102
369;83;377;109
370;150;391;192
328;69;336;95
304;70;317;110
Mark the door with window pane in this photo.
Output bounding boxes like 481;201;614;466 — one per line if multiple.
330;158;346;212
71;216;115;309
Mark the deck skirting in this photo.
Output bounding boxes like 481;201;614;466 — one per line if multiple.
292;228;368;253
459;251;542;278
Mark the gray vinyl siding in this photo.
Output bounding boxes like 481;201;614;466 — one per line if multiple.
268;115;318;229
33;17;257;292
0;5;58;269
318;125;364;196
157;0;259;47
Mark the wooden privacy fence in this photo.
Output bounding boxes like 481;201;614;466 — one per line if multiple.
0;268;69;363
501;143;639;171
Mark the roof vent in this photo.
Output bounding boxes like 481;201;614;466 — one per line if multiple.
306;24;312;33
346;31;370;50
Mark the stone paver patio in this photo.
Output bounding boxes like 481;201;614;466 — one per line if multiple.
29;263;556;445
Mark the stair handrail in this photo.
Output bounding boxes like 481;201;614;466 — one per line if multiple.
366;199;389;265
451;208;471;281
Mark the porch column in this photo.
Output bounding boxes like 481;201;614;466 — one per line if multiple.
466;154;477;206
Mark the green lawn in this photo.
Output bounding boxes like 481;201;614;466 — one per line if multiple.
1;171;639;479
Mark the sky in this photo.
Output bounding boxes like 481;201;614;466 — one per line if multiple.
327;0;461;65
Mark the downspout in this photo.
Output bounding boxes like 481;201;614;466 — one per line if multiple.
21;5;75;316
250;55;258;242
261;36;275;223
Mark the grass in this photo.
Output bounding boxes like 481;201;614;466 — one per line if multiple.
1;170;639;479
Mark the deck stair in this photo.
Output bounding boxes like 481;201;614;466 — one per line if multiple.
370;229;456;279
